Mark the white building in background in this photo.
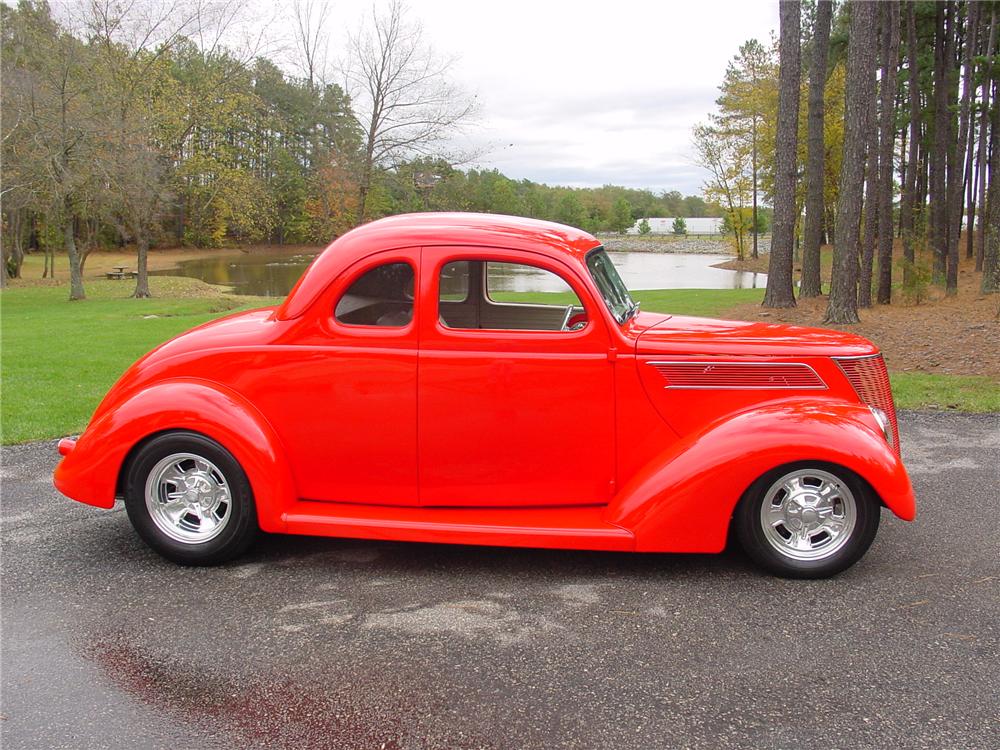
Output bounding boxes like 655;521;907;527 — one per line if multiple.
626;217;724;235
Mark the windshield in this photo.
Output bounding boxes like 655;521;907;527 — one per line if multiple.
586;247;637;324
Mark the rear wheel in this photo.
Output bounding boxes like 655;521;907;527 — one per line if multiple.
736;463;880;578
124;431;258;565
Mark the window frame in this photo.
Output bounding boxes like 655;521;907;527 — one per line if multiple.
433;252;594;336
329;256;418;334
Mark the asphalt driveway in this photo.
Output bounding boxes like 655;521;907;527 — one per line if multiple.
2;412;998;749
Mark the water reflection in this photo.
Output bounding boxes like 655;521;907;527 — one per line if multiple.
151;253;318;298
153;250;764;297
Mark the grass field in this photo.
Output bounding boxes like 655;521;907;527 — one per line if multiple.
1;279;271;444
2;279;996;444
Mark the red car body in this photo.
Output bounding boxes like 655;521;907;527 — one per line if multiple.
54;213;914;560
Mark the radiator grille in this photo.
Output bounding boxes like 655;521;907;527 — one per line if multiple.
649;361;826;390
834;354;900;454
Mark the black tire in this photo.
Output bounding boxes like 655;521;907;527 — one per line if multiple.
735;462;880;579
123;431;258;565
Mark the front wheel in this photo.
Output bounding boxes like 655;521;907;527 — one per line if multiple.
124;431;258;565
736;463;880;579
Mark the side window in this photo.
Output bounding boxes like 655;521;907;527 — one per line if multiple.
335;261;414;327
438;259;587;332
439;261;470;301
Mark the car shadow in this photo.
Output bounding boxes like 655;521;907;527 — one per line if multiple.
241;530;758;581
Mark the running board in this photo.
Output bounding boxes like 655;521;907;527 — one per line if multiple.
281;501;635;551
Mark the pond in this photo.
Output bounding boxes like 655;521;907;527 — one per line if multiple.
152;250;765;297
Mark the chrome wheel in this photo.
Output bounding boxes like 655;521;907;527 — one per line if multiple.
759;468;857;562
144;452;232;544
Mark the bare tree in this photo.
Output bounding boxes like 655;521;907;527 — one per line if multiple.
763;0;800;308
345;0;477;223
86;0;197;297
4;4;98;300
875;0;900;304
292;0;332;89
826;0;878;325
693;122;754;261
800;0;832;299
86;0;257;297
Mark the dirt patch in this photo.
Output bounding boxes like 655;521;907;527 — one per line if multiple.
13;243;322;282
723;254;1000;377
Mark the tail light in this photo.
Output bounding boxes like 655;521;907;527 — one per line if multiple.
834;355;900;454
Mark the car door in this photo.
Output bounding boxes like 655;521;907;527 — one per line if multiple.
417;246;615;507
255;251;420;505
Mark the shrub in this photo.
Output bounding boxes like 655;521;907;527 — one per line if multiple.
896;256;932;305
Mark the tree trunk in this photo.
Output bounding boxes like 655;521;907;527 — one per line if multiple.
897;109;908;238
964;4;983;262
65;211;85;301
800;0;832;299
826;0;878;325
929;2;952;285
860;85;879;309
43;245;52;279
133;230;152;298
946;1;977;294
876;1;900;304
984;77;1000;293
975;9;997;271
12;210;25;278
752;121;759;260
900;2;920;283
764;0;801;309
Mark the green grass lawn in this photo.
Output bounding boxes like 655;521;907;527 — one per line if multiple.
491;287;766;317
1;279;271;444
890;373;1000;413
2;281;995;444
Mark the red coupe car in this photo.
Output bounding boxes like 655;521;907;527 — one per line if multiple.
54;213;915;577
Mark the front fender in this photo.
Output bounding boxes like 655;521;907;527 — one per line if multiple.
53;378;295;533
607;400;915;553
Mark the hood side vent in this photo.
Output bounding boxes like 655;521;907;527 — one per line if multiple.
649;361;826;390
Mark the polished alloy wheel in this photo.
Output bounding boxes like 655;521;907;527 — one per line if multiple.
144;452;232;544
759;468;857;561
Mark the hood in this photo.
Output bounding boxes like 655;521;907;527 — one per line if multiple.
635;315;879;358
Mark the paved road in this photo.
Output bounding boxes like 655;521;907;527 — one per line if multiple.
2;412;998;750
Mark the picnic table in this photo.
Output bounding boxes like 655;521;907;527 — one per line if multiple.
106;266;136;280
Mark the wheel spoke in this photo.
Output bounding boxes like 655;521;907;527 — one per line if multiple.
160;464;188;486
161;501;188;526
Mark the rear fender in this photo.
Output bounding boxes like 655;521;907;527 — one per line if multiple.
53;378;294;532
607;401;915;553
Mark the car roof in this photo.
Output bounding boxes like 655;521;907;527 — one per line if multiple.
277;212;602;320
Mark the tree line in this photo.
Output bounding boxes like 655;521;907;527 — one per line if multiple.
1;0;719;301
698;0;1000;321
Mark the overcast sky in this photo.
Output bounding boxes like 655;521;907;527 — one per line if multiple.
338;0;782;196
247;1;778;196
